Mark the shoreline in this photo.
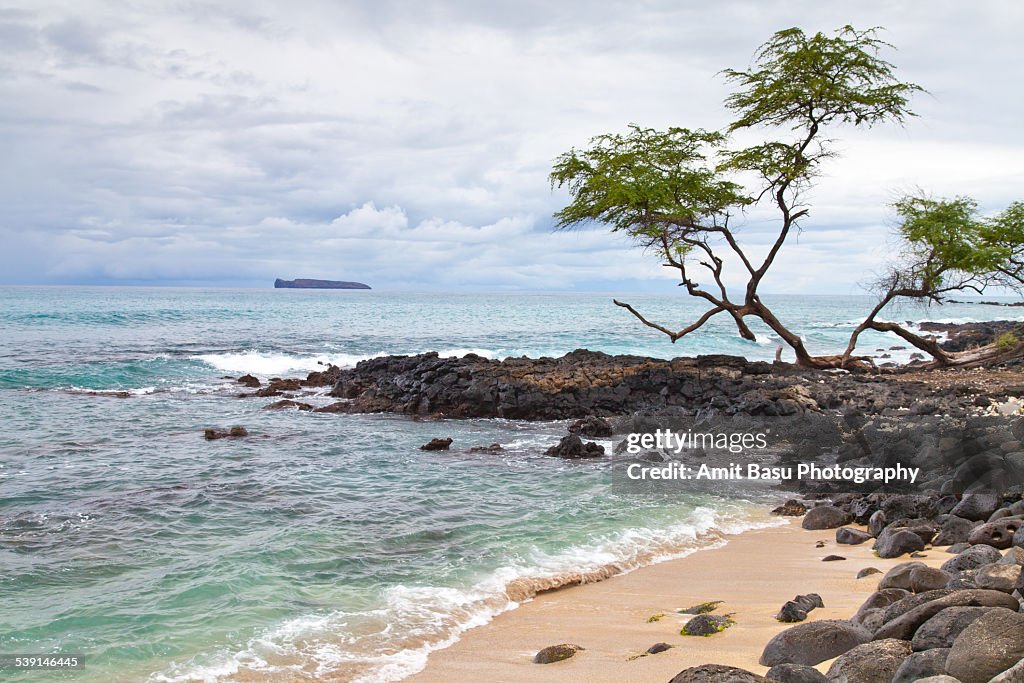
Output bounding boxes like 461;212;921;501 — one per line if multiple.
404;518;949;682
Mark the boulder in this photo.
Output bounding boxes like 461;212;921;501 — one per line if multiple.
1015;524;1024;549
868;509;887;537
941;544;1003;573
933;516;976;546
914;678;963;683
544;434;604;458
945;542;971;554
801;505;853;530
880;589;955;624
856;567;881;579
669;664;765;683
945;570;978;590
879;562;927;590
681;613;734;636
776;594;823;623
974;562;1021;592
533;643;584;664
853;588;911;626
910;606;1002;651
567;415;613;437
263;399;313;410
204;426;248;440
760;620;872;667
873;589;1020;641
468;443;503;453
968;518;1022;549
824;638;912;683
420;437;453;451
988;659;1024;683
950;493;1001;521
909;566;953;593
645;642;672;655
891;648;950;683
764;664;828;683
237;374;261;387
772;499;807;517
1000;546;1024;565
944;609;1024;683
836;527;872;545
882;495;938;521
875;529;926;558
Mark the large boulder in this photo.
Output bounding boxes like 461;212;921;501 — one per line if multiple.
910;606;1002;650
544;434;604;458
882;494;938;521
891;648;951;683
802;505;853;530
950;493;1001;521
836;527;872;545
669;664;765;683
873;589;1020;641
760;620;872;667
968;518;1023;549
533;643;584;663
909;566;953;593
880;589;955;625
974;562;1022;593
944;609;1024;683
988;659;1024;683
878;562;927;591
764;664;828;683
933;515;977;546
1000;546;1024;565
875;529;926;558
940;544;1003;573
825;638;912;683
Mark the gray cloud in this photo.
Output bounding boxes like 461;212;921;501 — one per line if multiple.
0;0;1021;292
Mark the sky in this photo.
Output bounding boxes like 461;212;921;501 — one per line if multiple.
1;1;1022;292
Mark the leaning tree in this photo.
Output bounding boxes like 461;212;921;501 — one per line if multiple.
551;26;923;367
842;194;1024;367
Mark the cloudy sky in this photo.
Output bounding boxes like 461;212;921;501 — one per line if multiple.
1;1;1022;292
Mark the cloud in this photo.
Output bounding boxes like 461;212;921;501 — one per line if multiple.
0;0;1021;292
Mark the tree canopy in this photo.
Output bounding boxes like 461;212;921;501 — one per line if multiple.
550;25;925;366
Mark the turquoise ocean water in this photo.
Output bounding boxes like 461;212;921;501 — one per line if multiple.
2;287;1021;682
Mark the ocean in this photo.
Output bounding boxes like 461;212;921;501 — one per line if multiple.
1;287;1020;682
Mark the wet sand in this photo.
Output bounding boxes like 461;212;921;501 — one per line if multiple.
407;518;948;682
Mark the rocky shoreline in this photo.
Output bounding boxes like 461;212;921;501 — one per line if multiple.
220;321;1024;681
649;488;1024;683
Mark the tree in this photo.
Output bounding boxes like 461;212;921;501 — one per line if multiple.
842;194;1024;367
551;26;922;367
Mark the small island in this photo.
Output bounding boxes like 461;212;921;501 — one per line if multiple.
274;278;371;290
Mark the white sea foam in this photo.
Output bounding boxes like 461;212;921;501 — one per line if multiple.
150;506;782;683
193;350;384;375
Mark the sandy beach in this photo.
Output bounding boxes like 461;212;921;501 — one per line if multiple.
407;517;949;683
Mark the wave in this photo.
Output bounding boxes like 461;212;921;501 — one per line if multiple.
149;506;783;683
192;348;517;376
192;350;385;376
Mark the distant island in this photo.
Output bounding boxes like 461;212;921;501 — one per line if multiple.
274;278;371;290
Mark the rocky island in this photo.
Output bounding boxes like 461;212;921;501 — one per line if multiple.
274;278;371;289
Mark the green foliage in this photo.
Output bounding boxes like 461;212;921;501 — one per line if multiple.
892;193;1024;294
550;125;746;242
996;331;1019;352
647;613;666;623
549;25;923;291
723;26;923;131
